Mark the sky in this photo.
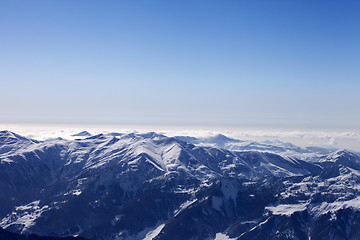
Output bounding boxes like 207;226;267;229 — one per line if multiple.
1;0;359;130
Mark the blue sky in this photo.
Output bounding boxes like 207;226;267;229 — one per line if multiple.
1;0;359;129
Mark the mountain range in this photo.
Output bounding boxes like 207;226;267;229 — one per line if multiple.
1;130;360;240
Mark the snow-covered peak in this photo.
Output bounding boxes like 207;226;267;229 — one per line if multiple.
328;149;359;159
138;132;166;139
0;130;38;156
320;149;360;163
71;131;92;137
205;134;241;145
0;130;35;143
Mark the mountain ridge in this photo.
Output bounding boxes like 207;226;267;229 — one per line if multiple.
1;130;360;240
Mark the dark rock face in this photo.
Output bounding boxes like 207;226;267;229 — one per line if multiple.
0;227;86;240
1;131;360;240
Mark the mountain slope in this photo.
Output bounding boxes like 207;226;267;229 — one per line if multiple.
0;131;360;240
0;227;86;240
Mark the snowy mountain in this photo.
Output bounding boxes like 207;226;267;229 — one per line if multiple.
71;131;92;137
174;134;335;160
1;130;360;240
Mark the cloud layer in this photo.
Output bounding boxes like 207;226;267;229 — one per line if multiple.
1;124;359;152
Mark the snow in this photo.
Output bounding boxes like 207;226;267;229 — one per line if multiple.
145;159;165;172
15;200;40;211
114;223;165;240
142;224;165;240
72;189;82;196
265;203;307;215
238;217;270;238
267;196;360;217
0;200;49;234
311;197;360;216
1;130;360;239
213;233;236;240
174;199;197;216
64;189;82;196
0;158;14;163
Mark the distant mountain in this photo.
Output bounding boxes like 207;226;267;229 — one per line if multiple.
174;134;336;160
174;133;241;148
1;131;360;240
71;131;92;137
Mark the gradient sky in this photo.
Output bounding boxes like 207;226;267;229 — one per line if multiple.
1;0;359;129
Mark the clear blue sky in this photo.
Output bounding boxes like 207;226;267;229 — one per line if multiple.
1;0;359;129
